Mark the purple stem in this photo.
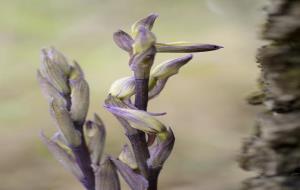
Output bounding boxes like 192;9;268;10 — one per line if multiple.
134;78;160;190
72;122;95;190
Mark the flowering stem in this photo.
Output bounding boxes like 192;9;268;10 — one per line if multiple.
131;78;150;178
148;168;161;190
72;123;95;190
134;78;149;110
134;78;160;190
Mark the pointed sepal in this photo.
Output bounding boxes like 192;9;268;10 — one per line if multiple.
40;132;84;181
156;42;223;53
70;76;90;125
84;114;106;166
95;157;121;190
131;13;159;37
109;76;135;99
111;157;148;190
49;99;81;146
104;106;167;136
118;144;138;170
113;30;134;53
148;128;175;168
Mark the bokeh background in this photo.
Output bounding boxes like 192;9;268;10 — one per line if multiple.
0;0;266;189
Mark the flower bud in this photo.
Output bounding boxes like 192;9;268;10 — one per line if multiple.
40;50;70;94
148;128;175;168
69;61;84;81
109;77;135;99
132;26;156;54
84;114;106;166
148;79;167;99
118;144;137;169
148;54;193;99
111;157;148;190
42;47;71;75
40;132;83;181
95;157;120;190
104;106;167;134
131;13;158;37
37;70;67;107
49;99;81;146
151;54;193;79
129;46;156;79
70;77;89;124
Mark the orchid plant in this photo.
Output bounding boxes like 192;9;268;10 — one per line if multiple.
37;13;222;190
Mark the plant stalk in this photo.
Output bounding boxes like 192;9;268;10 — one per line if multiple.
72;122;95;190
134;78;159;190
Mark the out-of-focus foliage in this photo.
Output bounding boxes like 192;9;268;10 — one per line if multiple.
0;0;264;190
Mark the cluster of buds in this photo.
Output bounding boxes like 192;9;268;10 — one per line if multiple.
38;14;222;190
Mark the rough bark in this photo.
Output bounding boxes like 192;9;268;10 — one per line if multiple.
239;0;300;189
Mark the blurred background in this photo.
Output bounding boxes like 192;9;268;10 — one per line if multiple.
0;0;266;189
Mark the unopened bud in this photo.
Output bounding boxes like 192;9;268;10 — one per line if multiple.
131;13;158;37
95;157;120;190
111;157;148;190
132;26;156;54
148;54;193;99
49;99;81;146
43;47;71;75
40;50;70;94
151;54;193;79
69;61;84;81
70;77;89;124
84;114;106;166
37;70;67;107
109;77;135;99
40;132;83;180
118;144;137;169
104;106;167;134
148;128;175;168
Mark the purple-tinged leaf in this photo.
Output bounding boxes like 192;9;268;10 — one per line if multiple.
40;132;84;181
148;128;175;168
95;157;120;190
111;157;148;190
84;114;106;167
118;144;138;169
49;99;81;146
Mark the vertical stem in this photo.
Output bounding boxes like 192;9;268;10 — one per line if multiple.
132;78;150;178
148;168;161;190
135;78;149;110
65;91;95;190
134;78;159;190
72;122;95;190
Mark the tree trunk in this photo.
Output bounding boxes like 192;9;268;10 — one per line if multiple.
239;0;300;189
